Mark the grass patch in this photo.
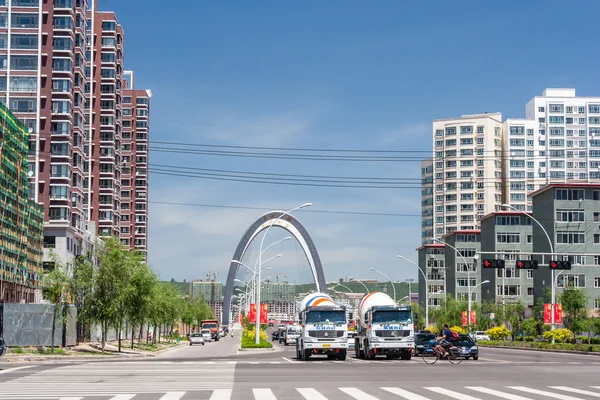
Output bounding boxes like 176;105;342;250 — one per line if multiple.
241;334;273;349
478;340;600;353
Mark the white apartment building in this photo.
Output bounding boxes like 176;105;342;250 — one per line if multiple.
429;113;504;241
421;159;434;242
504;88;600;211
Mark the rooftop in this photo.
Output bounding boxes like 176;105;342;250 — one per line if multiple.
479;210;532;222
528;182;600;198
442;230;481;239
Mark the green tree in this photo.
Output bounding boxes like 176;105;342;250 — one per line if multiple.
71;251;95;343
125;257;158;349
41;265;71;353
522;318;538;337
559;288;588;333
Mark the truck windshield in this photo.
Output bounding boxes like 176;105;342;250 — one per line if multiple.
372;310;412;324
203;323;217;329
305;310;346;324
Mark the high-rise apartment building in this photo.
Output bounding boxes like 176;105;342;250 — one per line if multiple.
0;0;92;266
504;88;600;212
120;71;150;256
86;10;123;240
428;113;504;242
421;159;434;242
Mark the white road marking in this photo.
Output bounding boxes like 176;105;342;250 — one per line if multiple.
425;387;482;399
108;396;137;400
282;357;295;363
339;387;379;400
549;387;600;397
382;387;433;399
296;388;328;400
158;393;186;400
466;387;534;399
210;389;233;400
509;386;584;399
252;388;277;400
0;365;36;374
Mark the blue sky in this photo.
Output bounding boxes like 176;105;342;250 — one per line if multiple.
102;0;600;284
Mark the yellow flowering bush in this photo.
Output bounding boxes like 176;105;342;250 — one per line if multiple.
425;325;439;334
450;326;468;335
243;327;268;342
543;328;574;344
486;326;511;340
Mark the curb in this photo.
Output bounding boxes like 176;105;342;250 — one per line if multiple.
148;343;189;356
238;347;276;352
480;344;600;356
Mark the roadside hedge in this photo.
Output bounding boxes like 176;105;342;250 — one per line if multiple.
478;340;600;353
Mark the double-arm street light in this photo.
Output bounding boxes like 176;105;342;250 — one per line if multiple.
256;203;312;344
397;255;433;328
369;267;396;302
502;203;557;341
352;279;370;293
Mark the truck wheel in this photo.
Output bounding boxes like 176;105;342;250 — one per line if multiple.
303;349;311;361
386;354;394;360
338;349;347;361
296;347;301;360
403;350;412;361
327;354;335;360
189;343;192;346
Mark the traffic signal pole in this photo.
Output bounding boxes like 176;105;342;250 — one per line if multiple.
501;205;556;343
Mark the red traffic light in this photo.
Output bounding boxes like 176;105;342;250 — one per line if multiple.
515;260;538;269
549;261;571;270
484;260;492;268
517;261;524;268
483;259;505;268
550;261;558;269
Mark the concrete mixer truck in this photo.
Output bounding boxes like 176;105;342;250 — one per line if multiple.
295;293;348;361
355;292;414;360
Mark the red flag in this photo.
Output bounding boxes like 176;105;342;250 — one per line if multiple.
462;311;468;326
249;303;256;323
554;304;563;324
543;303;552;324
470;310;477;326
260;303;268;324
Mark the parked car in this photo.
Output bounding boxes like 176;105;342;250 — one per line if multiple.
454;334;479;360
0;337;5;358
414;332;436;355
473;331;490;341
189;333;205;346
200;329;212;342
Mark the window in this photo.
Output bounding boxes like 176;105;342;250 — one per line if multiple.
10;55;37;71
102;21;117;31
53;58;72;72
9;98;36;113
50;185;69;199
556;209;584;222
13;0;39;5
555;189;585;200
527;287;534;296
11;34;37;49
595;277;600;288
54;16;73;30
556;231;585;244
496;233;520;243
556;274;585;288
496;285;521;296
12;13;39;28
49;207;69;221
53;37;72;51
456;278;477;287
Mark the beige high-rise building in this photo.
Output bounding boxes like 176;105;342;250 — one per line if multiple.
426;113;504;242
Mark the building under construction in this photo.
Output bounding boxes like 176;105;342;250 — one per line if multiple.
0;102;44;303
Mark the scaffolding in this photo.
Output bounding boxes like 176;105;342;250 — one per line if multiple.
0;101;44;303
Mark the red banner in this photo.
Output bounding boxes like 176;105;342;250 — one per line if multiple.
248;303;268;324
462;311;468;326
554;303;563;324
260;303;268;324
469;310;477;326
543;303;552;324
249;303;256;323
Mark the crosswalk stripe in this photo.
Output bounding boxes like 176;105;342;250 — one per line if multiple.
424;387;482;399
158;392;187;400
339;387;379;400
508;387;584;400
109;396;136;400
296;388;328;400
253;388;277;400
0;366;36;374
465;387;533;399
58;398;82;400
210;389;233;400
549;387;600;397
381;387;432;399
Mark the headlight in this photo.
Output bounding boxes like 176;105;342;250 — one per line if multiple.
471;346;478;350
407;336;414;341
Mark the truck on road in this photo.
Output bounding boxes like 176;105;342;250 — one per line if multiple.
355;292;414;360
201;319;220;342
295;293;348;361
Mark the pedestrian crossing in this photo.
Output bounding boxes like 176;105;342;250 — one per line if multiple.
3;385;600;400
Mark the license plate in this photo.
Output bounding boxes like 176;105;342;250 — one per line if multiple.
322;344;331;348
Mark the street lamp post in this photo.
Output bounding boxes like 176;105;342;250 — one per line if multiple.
352;279;370;293
397;255;432;328
369;268;397;302
256;203;312;344
406;278;414;302
431;238;476;328
502;203;556;341
231;258;278;303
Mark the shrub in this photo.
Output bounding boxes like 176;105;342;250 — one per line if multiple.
425;325;439;335
543;328;574;344
449;326;468;335
243;327;268;342
486;326;511;340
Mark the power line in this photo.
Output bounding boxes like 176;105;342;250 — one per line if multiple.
148;201;421;217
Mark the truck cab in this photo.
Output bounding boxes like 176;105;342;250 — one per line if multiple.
356;304;414;360
296;305;348;361
283;324;301;346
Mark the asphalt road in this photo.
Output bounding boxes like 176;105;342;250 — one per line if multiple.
1;341;600;399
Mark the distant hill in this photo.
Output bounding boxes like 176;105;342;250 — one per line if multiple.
165;280;188;295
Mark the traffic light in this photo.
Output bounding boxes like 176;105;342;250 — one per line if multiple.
483;259;505;268
516;260;538;269
549;261;572;270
